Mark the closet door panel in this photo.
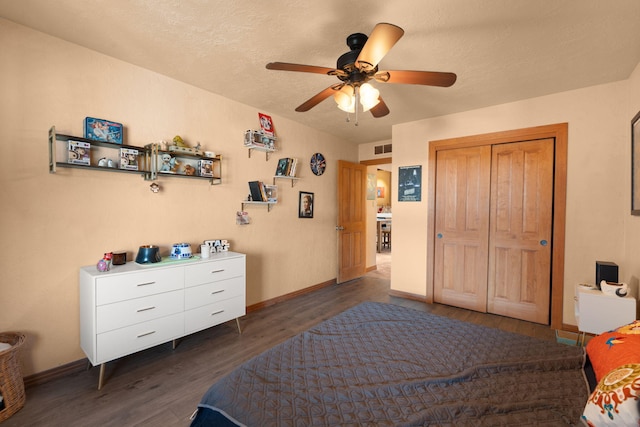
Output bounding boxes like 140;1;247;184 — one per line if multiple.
487;138;554;323
434;146;491;311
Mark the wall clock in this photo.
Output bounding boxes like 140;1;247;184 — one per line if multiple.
310;153;326;176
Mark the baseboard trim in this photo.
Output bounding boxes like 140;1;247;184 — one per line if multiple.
247;278;337;313
24;358;87;389
388;289;427;302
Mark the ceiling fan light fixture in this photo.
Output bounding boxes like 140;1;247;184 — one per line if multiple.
359;83;380;112
334;85;355;113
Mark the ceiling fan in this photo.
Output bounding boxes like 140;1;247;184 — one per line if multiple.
266;23;457;120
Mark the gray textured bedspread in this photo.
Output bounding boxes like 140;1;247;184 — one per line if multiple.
191;302;589;426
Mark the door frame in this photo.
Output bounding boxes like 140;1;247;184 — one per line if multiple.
426;123;568;329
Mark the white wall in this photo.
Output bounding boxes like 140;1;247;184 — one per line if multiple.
391;73;634;326
0;19;357;375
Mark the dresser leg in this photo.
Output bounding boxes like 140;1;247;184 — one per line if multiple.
98;363;105;390
235;318;242;334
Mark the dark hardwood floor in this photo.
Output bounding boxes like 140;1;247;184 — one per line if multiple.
4;252;557;426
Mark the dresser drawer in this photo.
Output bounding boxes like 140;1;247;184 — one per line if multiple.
184;277;244;310
96;268;183;305
185;257;244;287
184;296;245;335
96;290;183;333
96;312;184;364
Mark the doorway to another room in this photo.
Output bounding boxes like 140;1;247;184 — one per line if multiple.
376;164;392;278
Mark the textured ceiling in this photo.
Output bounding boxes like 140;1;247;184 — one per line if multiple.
2;0;640;144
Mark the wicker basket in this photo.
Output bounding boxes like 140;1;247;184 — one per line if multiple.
0;332;26;422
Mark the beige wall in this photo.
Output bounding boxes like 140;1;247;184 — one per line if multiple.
623;63;640;296
0;20;357;376
391;67;638;327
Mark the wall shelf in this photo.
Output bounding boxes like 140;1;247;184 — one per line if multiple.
241;201;277;212
244;130;276;160
49;126;149;178
273;176;299;187
49;126;222;185
147;143;222;185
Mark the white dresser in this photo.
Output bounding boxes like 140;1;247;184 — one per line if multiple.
79;251;245;388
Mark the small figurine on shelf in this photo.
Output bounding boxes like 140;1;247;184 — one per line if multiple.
173;135;188;148
96;252;113;272
160;153;178;172
184;164;196;176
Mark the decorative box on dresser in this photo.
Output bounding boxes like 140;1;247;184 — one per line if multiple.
79;251;246;389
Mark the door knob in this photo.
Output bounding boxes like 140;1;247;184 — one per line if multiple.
336;226;345;231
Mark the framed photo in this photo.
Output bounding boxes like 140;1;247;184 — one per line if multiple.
398;165;422;202
633;110;640;215
299;191;314;218
258;112;274;136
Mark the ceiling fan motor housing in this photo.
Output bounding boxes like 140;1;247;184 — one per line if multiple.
337;33;375;85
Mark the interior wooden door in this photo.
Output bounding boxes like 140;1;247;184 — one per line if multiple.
433;146;492;311
337;160;367;283
487;139;554;323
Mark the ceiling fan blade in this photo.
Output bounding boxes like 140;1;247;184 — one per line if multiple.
374;70;457;87
266;62;336;75
295;84;343;112
356;23;404;71
370;97;390;118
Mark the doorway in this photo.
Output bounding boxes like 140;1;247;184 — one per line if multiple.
361;158;393;272
426;124;568;329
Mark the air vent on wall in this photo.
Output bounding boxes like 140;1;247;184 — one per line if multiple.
374;144;392;155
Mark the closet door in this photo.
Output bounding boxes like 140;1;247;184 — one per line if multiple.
487;139;554;323
433;146;492;311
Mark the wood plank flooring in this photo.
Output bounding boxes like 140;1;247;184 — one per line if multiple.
3;253;557;426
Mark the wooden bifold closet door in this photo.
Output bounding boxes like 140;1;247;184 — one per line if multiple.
433;138;554;324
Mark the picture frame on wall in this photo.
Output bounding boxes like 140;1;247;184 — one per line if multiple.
398;165;422;202
632;110;640;215
299;191;314;218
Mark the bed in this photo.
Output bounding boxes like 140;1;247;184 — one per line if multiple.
190;301;589;426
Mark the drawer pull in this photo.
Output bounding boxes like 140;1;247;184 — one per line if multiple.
136;306;156;313
137;281;156;287
211;290;225;295
137;331;156;338
210;269;225;274
210;310;224;316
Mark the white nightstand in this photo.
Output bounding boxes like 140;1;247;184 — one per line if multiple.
575;283;638;344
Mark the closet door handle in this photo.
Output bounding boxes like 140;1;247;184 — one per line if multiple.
540;240;548;246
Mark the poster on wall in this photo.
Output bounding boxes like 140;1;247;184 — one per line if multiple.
398;165;422;202
367;173;376;200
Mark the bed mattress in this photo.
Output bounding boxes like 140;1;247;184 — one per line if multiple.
191;301;589;426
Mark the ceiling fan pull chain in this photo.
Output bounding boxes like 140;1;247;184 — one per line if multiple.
355;86;360;126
